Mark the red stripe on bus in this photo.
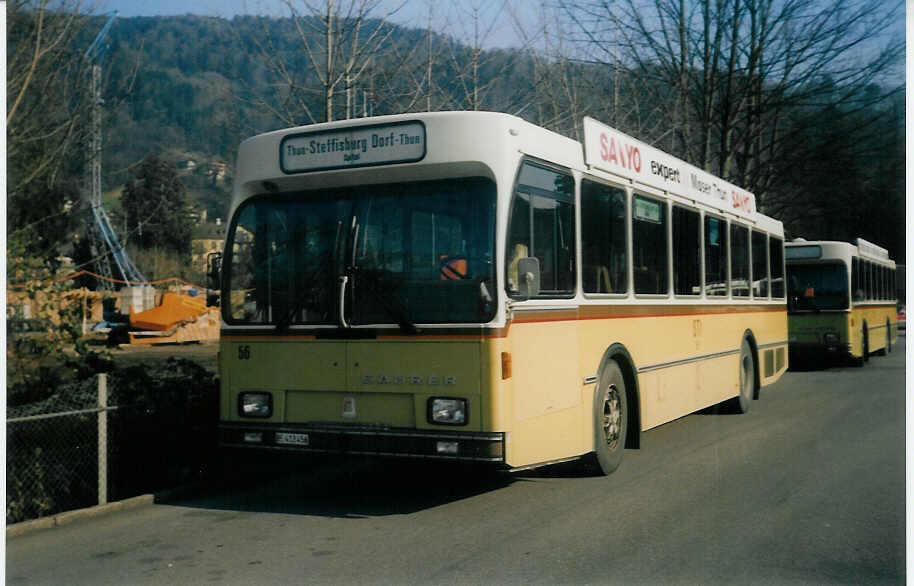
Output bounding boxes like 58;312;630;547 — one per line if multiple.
221;305;785;341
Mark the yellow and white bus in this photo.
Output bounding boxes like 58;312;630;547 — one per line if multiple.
217;112;788;474
785;238;897;365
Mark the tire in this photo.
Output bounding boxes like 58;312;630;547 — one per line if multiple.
862;326;870;362
877;319;891;355
729;338;754;414
590;360;627;475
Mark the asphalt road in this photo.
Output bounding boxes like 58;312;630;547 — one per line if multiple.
7;338;906;585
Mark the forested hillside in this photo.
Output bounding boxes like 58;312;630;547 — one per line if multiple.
8;1;905;276
95;13;542;221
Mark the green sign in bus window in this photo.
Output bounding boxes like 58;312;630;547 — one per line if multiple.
633;196;662;223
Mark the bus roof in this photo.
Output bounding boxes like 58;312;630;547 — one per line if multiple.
786;239;896;267
232;111;782;233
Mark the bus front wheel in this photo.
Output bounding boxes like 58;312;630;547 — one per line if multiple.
590;360;627;476
852;326;869;367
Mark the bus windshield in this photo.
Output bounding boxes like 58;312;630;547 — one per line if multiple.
225;177;497;327
787;262;849;312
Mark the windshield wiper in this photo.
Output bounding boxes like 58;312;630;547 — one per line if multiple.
349;266;419;334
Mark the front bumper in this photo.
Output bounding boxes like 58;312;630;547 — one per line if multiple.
788;341;853;362
219;423;505;463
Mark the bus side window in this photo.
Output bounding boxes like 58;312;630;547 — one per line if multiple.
751;230;768;298
672;205;700;296
704;215;728;297
875;263;881;300
582;179;627;294
506;161;575;297
881;265;887;300
769;236;785;298
852;257;863;301
632;194;668;295
730;223;750;297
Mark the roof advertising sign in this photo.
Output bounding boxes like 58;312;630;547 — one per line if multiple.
582;117;756;218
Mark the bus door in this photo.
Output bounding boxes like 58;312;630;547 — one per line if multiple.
505;161;581;456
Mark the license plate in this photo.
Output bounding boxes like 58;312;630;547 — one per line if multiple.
276;432;310;446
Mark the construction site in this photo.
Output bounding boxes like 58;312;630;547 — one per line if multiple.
6;10;222;360
8;275;220;344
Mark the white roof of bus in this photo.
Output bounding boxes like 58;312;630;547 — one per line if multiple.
786;239;895;267
232;111;782;234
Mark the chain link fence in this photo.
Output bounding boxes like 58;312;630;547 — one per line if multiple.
7;359;218;525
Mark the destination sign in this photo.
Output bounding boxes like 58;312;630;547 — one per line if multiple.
280;120;426;173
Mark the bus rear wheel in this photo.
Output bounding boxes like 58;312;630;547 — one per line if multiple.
875;319;890;356
728;338;754;414
589;360;627;475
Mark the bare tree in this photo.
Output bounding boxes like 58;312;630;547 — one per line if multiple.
351;1;448;114
511;2;584;136
438;0;532;113
241;0;406;125
560;0;904;208
6;0;102;265
7;0;92;196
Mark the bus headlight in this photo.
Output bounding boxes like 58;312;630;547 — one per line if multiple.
428;397;468;425
239;392;272;418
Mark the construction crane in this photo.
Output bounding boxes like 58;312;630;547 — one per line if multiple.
85;12;147;289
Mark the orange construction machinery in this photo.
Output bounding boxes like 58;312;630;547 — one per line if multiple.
128;292;219;345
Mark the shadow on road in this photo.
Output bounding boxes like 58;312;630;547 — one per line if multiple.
788;333;904;372
787;354;859;372
509;458;598;479
162;452;516;518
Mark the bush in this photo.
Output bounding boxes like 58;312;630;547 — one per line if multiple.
6;357;219;524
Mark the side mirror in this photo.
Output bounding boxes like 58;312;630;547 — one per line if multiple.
206;251;223;297
517;257;541;298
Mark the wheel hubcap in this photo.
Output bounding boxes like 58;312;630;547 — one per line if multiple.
602;385;622;450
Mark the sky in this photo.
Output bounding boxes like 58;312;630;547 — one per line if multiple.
98;0;533;50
